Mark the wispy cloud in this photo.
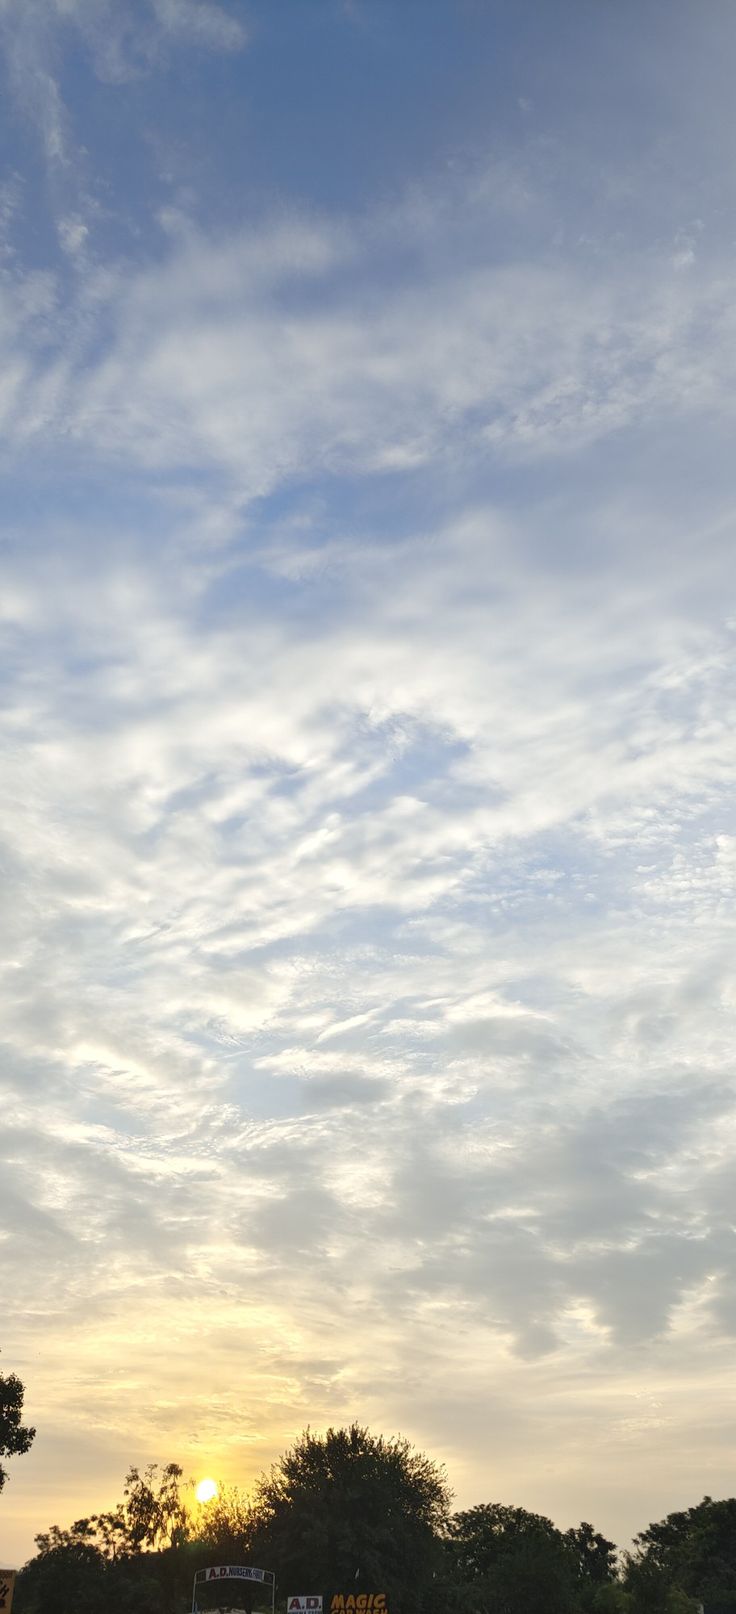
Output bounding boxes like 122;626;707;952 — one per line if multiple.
2;196;736;497
1;0;736;1568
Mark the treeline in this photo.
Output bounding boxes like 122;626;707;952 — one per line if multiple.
13;1425;736;1614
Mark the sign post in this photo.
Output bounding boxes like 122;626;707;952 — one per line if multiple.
192;1564;275;1614
0;1571;15;1613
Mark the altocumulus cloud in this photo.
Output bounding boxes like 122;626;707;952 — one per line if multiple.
0;0;736;1566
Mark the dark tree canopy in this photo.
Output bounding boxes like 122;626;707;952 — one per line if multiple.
446;1502;581;1614
13;1430;736;1614
565;1522;618;1584
249;1424;451;1614
18;1469;217;1614
0;1368;35;1491
121;1463;190;1551
15;1524;109;1614
31;1463;190;1562
626;1496;736;1607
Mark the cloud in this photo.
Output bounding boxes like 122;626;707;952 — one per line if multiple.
3;187;736;508
150;0;247;53
57;214;89;256
0;3;72;162
0;0;246;182
1;107;735;1566
0;494;732;1368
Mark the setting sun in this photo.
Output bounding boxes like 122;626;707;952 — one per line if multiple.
196;1477;218;1505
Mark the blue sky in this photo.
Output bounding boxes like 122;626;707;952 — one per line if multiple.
1;0;736;1567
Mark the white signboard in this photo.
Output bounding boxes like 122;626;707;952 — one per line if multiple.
288;1598;323;1613
195;1566;272;1584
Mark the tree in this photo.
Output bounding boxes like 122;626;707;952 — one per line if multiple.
591;1587;632;1614
625;1497;736;1609
193;1482;256;1560
121;1462;190;1551
14;1520;109;1614
446;1502;582;1614
14;1462;195;1614
622;1557;699;1614
0;1367;35;1490
565;1522;618;1600
27;1466;190;1564
249;1424;451;1614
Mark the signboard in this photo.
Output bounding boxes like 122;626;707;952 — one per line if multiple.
192;1565;276;1614
195;1567;274;1585
0;1572;15;1613
288;1598;323;1613
330;1596;387;1613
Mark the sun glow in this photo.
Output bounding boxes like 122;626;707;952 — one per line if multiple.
196;1477;218;1504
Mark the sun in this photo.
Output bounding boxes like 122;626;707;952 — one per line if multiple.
196;1477;218;1504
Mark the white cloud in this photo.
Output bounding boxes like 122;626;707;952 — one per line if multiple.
1;132;736;1566
57;214;89;255
2;196;736;504
0;0;247;189
150;0;247;52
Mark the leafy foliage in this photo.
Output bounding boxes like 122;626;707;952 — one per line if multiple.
249;1423;451;1614
15;1523;109;1614
446;1502;581;1614
193;1481;256;1560
122;1463;190;1551
10;1430;736;1614
565;1522;618;1589
17;1466;201;1614
0;1367;35;1490
627;1496;736;1604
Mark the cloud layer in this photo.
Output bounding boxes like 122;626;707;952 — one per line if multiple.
1;0;735;1567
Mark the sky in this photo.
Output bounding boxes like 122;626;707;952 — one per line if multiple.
1;0;736;1571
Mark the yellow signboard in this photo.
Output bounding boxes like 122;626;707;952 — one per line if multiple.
0;1570;15;1612
330;1597;387;1614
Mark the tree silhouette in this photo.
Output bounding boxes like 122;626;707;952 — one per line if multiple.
0;1366;35;1491
249;1424;451;1614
